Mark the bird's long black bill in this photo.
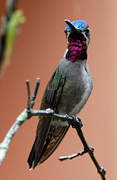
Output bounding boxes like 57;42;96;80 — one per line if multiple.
64;19;78;33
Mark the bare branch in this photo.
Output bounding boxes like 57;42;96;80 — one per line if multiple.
59;149;87;160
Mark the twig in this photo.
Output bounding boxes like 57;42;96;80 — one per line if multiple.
59;149;87;160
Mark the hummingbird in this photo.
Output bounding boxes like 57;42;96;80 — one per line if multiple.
28;19;93;169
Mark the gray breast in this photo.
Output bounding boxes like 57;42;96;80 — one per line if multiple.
57;58;93;115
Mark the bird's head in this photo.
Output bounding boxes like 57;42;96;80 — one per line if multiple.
64;19;90;46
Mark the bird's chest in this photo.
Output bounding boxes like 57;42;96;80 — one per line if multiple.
71;74;92;114
57;61;93;115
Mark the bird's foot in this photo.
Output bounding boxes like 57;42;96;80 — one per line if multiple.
68;115;83;128
84;145;94;152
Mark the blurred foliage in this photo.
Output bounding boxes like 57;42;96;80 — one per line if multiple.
0;0;25;78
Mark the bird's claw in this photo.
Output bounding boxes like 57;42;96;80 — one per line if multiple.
68;115;83;128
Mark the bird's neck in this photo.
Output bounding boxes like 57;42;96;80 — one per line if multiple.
65;39;87;62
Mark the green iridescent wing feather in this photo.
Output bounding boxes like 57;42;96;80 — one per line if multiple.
28;68;68;168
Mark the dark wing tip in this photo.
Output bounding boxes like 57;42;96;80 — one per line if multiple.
27;151;39;169
27;136;41;169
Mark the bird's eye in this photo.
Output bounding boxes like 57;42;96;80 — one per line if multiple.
84;29;89;38
85;29;89;33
